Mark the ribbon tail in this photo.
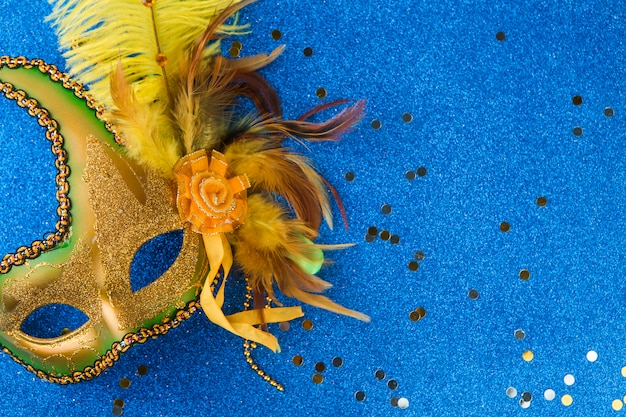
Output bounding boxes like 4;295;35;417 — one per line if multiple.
199;232;293;352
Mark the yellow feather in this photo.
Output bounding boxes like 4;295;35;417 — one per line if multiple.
110;61;181;176
232;194;369;322
47;0;248;107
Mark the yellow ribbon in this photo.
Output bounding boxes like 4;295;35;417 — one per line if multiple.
174;150;303;352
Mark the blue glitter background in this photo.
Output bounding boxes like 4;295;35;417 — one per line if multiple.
1;0;626;415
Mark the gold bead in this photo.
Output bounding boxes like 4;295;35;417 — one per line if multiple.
263;375;271;381
141;0;154;7
246;358;253;364
156;53;168;67
251;364;258;370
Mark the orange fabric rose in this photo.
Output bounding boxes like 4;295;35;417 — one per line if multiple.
174;149;250;235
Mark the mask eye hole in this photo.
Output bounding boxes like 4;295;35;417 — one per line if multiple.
21;303;89;339
130;229;184;292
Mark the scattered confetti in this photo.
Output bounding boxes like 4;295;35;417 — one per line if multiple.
586;350;598;362
561;394;573;407
397;397;410;409
522;350;534;362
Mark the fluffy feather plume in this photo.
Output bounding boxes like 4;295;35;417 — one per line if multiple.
225;139;334;233
47;0;247;108
110;60;181;175
232;194;369;322
170;0;285;154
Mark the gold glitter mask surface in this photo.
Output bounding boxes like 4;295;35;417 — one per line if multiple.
0;0;368;385
0;60;206;382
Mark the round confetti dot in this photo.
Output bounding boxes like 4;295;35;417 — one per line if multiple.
519;399;530;409
604;107;615;117
561;394;573;406
315;362;326;373
514;329;526;340
506;387;518;398
521;392;532;402
405;170;416;181
402;113;413;123
113;399;125;408
292;355;304;366
572;95;583;106
312;373;324;384
231;41;242;50
468;289;479;300
375;369;386;380
586;350;598;362
414;251;425;261
387;379;398;390
409;310;420;321
416;166;428;177
228;46;240;58
416;307;426;318
573;126;583;136
279;321;290;331
389;234;400;244
365;234;375;242
397;397;410;409
302;319;314;331
355;391;366;401
332;357;344;368
303;47;314;57
544;389;556;401
344;171;355;182
621;366;626;377
522;350;534;362
613;399;624;411
119;377;131;389
367;226;378;236
408;261;419;272
536;196;547;206
380;230;391;241
316;87;327;98
371;119;382;130
271;29;282;40
496;31;506;41
60;327;71;336
564;374;575;386
500;222;510;232
112;405;124;417
519;269;530;280
381;204;392;215
137;364;148;376
390;397;399;407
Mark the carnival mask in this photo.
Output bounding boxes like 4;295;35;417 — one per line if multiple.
0;0;368;388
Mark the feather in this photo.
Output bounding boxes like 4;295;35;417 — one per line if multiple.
110;60;181;176
232;194;368;321
47;0;248;109
224;139;333;232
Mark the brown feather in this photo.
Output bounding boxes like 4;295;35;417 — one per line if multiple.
232;194;368;321
224;138;333;232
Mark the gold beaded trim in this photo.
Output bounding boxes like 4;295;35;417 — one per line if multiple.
242;281;284;391
2;301;200;384
0;56;123;274
0;81;70;273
